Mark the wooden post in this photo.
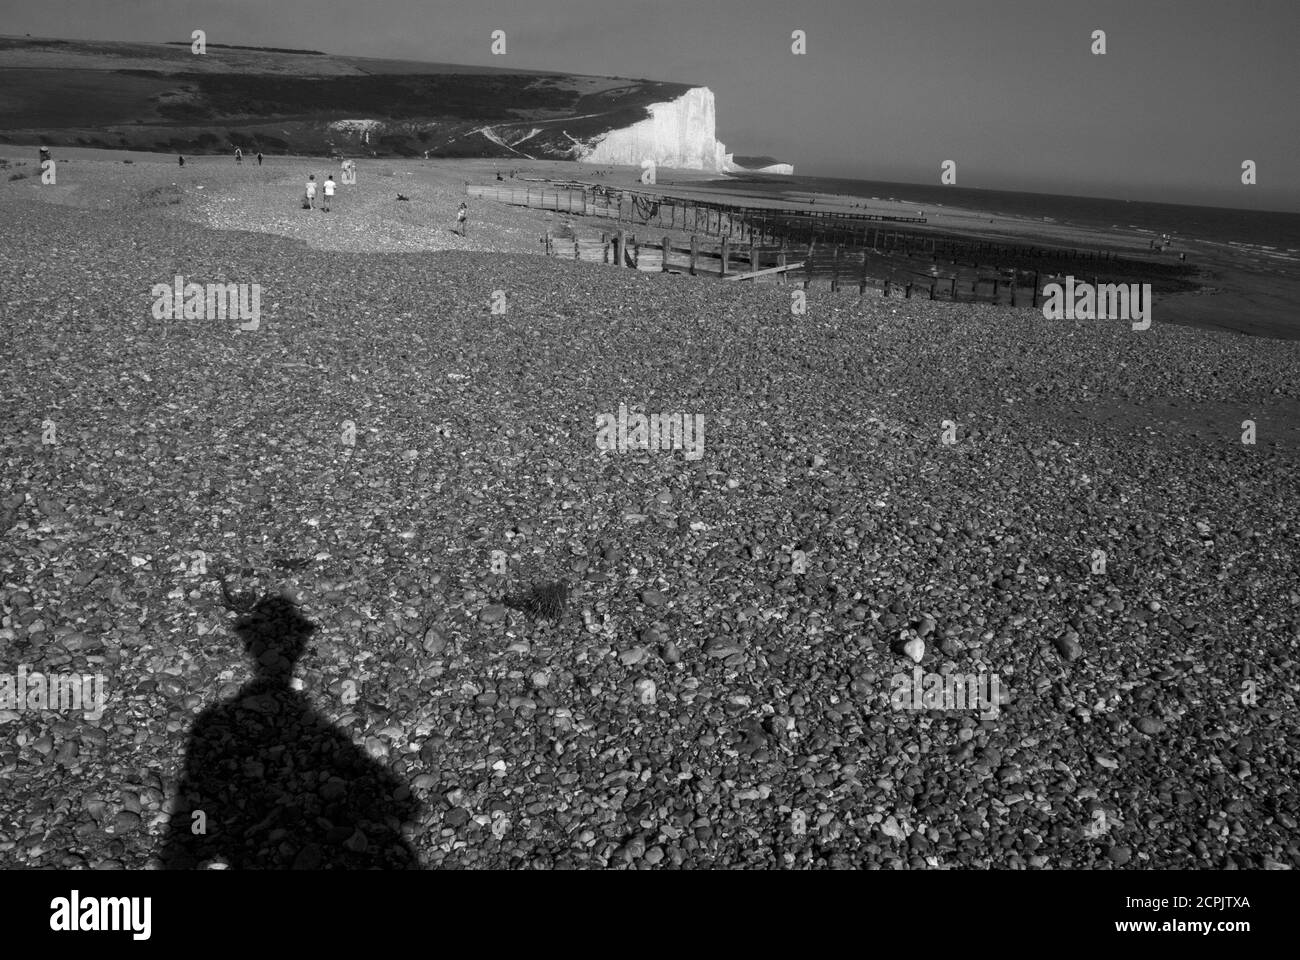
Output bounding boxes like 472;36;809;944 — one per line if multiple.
884;280;891;298
720;235;729;277
950;276;957;299
778;245;787;284
574;238;579;260
544;230;551;255
633;238;640;269
1032;271;1040;308
906;283;913;299
859;249;868;294
832;245;842;291
690;235;698;276
662;235;671;272
615;229;625;268
750;240;758;275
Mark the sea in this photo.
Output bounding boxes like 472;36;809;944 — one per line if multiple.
704;174;1300;267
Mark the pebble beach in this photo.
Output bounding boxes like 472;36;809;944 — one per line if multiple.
2;150;1299;870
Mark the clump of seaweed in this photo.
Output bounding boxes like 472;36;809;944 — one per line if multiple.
503;580;569;621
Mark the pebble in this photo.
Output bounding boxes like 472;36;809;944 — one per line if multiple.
1054;632;1083;662
641;589;667;607
1108;845;1132;865
1135;717;1166;735
900;638;925;663
706;639;745;659
423;624;449;655
619;646;648;666
662;641;681;664
113;811;140;833
634;679;657;705
479;604;508;624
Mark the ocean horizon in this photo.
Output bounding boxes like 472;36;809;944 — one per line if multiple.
706;173;1300;256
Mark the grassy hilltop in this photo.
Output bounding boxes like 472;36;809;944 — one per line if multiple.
0;36;694;158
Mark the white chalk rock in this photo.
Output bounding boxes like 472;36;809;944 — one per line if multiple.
634;678;657;705
902;638;925;663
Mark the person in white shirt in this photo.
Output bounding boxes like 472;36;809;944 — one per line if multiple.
305;174;316;210
323;175;335;211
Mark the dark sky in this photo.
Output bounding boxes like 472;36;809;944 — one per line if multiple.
7;0;1298;211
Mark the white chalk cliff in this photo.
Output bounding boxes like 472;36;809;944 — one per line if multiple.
582;86;737;172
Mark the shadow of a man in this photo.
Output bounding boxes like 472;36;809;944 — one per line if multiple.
162;595;421;868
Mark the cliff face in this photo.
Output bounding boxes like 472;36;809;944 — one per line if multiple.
581;87;733;172
0;38;791;170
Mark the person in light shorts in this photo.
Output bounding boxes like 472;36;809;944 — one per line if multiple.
323;175;335;212
305;174;316;210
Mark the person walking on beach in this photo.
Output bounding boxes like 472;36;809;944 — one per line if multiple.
178;154;184;167
322;175;335;212
257;151;263;166
305;174;317;210
455;201;468;236
235;147;242;164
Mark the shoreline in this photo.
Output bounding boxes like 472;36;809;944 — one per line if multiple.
5;147;1298;340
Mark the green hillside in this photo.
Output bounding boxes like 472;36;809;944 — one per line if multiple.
0;36;694;159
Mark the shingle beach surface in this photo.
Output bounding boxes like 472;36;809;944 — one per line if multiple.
2;157;1299;869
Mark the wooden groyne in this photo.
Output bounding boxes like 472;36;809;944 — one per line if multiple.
467;182;927;248
471;180;1201;305
544;229;1050;306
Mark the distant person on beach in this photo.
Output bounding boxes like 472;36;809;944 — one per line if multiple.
323;175;335;211
235;148;242;164
39;146;50;164
456;201;468;236
305;174;316;210
257;151;263;166
178;155;184;167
